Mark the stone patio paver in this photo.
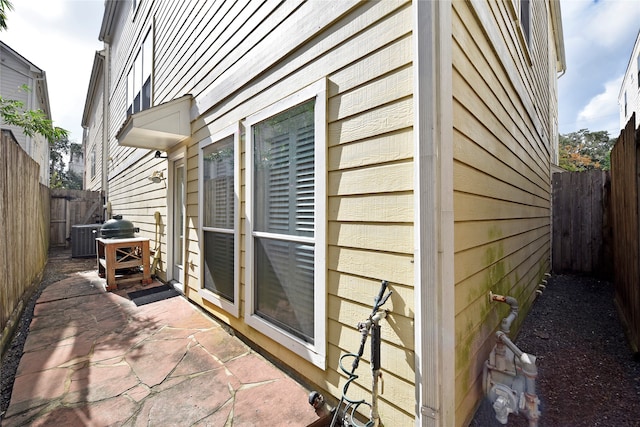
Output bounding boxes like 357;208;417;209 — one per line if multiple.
2;252;321;427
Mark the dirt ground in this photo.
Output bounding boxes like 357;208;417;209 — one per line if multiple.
3;250;640;426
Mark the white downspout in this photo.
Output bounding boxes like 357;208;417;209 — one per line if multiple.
102;45;110;218
413;1;455;426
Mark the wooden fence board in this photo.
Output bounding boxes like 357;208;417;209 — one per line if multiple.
552;169;610;276
49;189;102;247
0;130;49;357
610;113;640;353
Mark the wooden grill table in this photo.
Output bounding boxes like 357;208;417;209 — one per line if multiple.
96;237;152;291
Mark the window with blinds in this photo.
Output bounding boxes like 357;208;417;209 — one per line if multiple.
246;80;326;368
202;135;235;303
252;101;316;343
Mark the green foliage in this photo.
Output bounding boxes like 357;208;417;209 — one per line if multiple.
0;0;13;31
49;135;69;188
558;129;615;171
0;93;68;142
65;170;84;190
49;139;83;189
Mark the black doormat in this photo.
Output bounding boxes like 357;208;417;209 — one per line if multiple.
128;284;180;306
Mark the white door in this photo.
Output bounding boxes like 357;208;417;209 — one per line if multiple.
172;159;185;287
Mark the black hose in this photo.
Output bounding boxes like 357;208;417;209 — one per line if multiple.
330;280;392;427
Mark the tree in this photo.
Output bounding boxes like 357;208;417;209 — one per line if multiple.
558;129;615;171
49;135;69;188
0;91;68;142
0;0;13;31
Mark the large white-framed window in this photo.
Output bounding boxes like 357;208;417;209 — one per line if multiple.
245;79;327;369
127;28;152;116
198;123;241;317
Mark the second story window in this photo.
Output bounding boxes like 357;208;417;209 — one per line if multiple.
510;0;531;53
127;29;152;116
520;0;530;47
90;148;96;179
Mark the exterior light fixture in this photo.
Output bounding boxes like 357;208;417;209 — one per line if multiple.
148;171;165;183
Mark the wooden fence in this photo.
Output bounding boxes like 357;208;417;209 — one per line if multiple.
610;113;640;353
0;130;50;357
551;169;612;277
50;189;102;247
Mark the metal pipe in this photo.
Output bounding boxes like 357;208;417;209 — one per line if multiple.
490;292;519;333
495;331;532;365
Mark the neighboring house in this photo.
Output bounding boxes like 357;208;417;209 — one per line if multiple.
83;1;565;425
81;51;106;195
619;29;640;131
0;41;53;186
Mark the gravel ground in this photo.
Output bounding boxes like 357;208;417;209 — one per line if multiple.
2;251;640;426
471;274;640;427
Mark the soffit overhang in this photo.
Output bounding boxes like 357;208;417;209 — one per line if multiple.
116;95;192;151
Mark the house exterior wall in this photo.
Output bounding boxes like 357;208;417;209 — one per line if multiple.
183;1;416;423
90;0;563;425
0;43;51;186
451;1;559;424
82;85;104;192
81;52;102;194
105;2;169;251
99;1;416;424
619;31;640;131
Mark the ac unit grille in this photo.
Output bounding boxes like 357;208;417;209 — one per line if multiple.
71;224;102;258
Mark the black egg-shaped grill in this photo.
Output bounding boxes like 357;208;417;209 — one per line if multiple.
99;215;139;239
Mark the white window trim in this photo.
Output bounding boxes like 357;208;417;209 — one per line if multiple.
507;0;532;65
245;79;327;369
198;123;241;318
167;147;186;293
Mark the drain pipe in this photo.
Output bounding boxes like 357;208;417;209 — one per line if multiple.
484;292;540;426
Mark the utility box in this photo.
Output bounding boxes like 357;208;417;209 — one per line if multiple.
71;224;102;258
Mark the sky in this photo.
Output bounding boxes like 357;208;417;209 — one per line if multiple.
558;0;640;138
0;0;104;145
0;0;639;151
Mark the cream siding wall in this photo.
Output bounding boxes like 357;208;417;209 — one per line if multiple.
0;47;50;185
98;0;562;424
451;1;556;425
0;51;30;151
106;1;168;262
186;2;416;423
84;84;104;192
103;1;416;424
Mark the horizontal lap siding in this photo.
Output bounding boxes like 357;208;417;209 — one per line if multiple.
106;1;168;257
85;86;104;192
452;2;554;425
187;2;415;424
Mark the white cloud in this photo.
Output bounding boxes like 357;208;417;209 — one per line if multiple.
577;75;623;122
575;75;624;135
558;0;640;135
